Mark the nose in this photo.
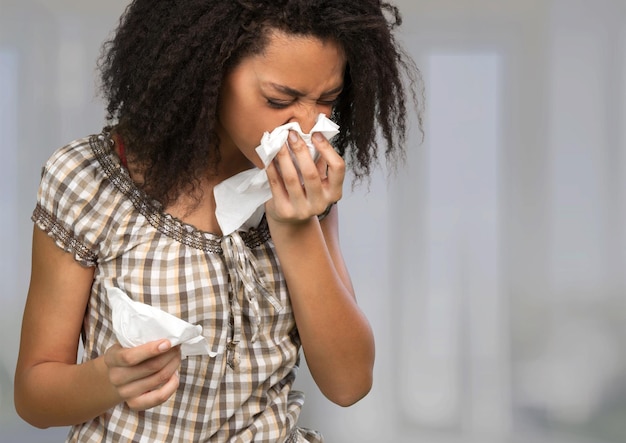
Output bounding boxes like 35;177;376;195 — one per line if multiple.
289;103;321;134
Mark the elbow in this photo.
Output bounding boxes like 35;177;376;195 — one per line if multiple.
14;382;53;429
18;416;51;430
14;405;57;430
14;398;49;430
324;372;373;407
332;386;372;408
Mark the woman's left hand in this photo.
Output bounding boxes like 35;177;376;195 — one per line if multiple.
263;129;374;407
264;130;345;224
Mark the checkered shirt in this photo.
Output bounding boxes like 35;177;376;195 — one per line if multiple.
31;132;323;443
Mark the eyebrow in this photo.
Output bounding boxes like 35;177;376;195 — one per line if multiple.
267;82;344;97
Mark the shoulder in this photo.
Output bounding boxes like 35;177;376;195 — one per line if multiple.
41;135;102;186
34;132;120;265
38;132;118;204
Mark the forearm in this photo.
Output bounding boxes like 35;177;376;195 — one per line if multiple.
268;216;375;406
15;356;120;428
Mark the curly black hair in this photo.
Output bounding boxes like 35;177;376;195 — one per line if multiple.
98;0;423;206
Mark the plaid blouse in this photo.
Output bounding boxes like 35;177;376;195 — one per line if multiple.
32;132;322;443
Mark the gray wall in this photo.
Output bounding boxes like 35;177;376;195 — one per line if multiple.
1;1;625;442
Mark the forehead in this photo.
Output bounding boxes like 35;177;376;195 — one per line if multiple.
247;30;346;90
260;29;345;57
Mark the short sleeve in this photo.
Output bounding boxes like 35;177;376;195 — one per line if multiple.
32;136;107;267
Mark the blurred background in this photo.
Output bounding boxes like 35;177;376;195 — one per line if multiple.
1;0;625;442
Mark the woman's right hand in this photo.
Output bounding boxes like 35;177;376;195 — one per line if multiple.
103;340;181;410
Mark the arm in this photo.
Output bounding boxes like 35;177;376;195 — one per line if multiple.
264;131;375;407
14;227;181;428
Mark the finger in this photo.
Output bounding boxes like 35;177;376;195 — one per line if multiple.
107;344;181;387
311;138;330;180
312;132;344;175
311;131;345;200
274;139;310;200
315;157;329;179
285;131;326;198
125;370;180;411
116;349;181;399
287;131;320;178
265;156;288;200
106;339;173;368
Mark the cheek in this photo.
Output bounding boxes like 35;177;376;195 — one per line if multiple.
222;110;268;167
219;88;291;166
220;97;254;144
235;110;287;149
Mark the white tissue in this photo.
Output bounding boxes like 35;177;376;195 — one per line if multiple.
107;287;216;358
214;113;340;235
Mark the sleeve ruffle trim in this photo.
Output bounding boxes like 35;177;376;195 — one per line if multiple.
32;203;98;267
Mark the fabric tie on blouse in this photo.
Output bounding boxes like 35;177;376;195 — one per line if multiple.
221;231;283;350
214;114;340;236
106;230;280;362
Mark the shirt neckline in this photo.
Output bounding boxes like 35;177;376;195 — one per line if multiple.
88;131;271;253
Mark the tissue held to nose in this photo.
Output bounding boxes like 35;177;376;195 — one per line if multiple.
214;113;339;235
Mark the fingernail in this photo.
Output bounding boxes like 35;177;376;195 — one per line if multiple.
313;132;324;142
289;131;298;143
158;341;170;352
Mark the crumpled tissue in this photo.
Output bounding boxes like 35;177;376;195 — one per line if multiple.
214;113;340;236
107;287;215;358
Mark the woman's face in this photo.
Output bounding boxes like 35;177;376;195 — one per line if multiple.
217;30;346;171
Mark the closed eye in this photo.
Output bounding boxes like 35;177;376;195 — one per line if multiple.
265;96;340;109
266;98;294;109
317;98;339;107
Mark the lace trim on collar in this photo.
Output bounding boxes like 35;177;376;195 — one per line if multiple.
89;131;271;254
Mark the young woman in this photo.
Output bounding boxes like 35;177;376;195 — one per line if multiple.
14;1;421;441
